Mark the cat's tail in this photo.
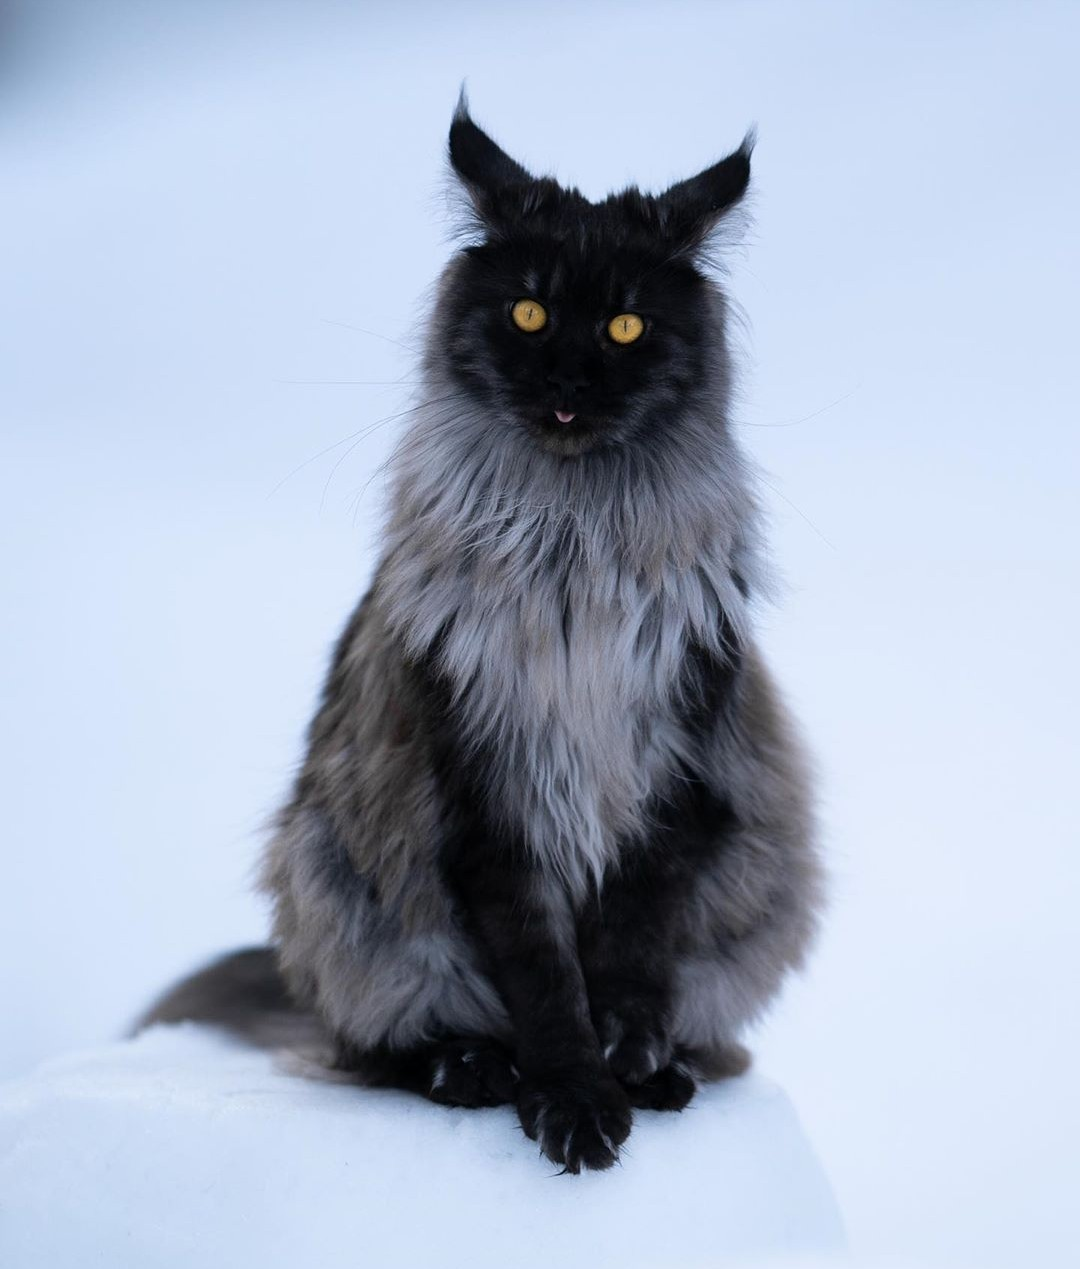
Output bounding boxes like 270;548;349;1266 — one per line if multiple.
133;946;327;1052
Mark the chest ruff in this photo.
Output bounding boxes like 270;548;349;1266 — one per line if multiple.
378;409;757;899
424;566;727;898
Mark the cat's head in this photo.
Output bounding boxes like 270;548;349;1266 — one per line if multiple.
432;94;752;458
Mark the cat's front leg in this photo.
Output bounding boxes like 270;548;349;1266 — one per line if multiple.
444;838;632;1172
578;825;710;1113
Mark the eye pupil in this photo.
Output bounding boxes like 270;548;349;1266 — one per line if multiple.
511;298;547;332
608;312;644;345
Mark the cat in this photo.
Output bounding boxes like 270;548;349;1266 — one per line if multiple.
140;93;824;1174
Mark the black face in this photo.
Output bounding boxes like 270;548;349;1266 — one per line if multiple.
443;224;715;455
441;96;752;457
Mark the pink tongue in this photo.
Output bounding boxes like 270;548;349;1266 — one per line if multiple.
555;409;577;424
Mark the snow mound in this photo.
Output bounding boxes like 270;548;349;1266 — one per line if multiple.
0;1026;844;1269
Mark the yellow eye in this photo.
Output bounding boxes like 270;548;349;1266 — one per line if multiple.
511;298;548;332
608;313;645;345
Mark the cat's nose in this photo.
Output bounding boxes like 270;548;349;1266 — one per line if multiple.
546;368;590;398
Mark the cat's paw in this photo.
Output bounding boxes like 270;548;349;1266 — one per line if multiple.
622;1058;697;1112
598;1012;673;1087
426;1039;517;1108
517;1071;632;1173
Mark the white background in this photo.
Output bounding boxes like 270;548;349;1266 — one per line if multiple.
2;2;1078;1265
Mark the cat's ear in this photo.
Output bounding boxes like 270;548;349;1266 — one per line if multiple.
448;90;535;225
656;131;754;250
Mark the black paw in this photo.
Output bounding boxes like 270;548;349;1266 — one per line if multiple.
623;1058;697;1112
517;1071;633;1173
426;1039;517;1108
598;1012;673;1087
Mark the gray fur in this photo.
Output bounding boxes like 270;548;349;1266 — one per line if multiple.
135;947;325;1051
257;254;823;1070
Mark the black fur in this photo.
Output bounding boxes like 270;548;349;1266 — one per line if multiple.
443;91;752;457
139;99;820;1177
383;619;748;1168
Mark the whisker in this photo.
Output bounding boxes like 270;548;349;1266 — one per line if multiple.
319;318;415;353
350;451;397;517
741;388;856;429
760;477;837;550
267;403;419;499
318;392;471;511
273;379;422;386
269;393;463;501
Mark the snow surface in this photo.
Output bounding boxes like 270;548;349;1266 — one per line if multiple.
0;1026;844;1269
2;2;1080;1267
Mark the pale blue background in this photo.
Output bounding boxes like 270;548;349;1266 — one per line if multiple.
3;2;1078;1264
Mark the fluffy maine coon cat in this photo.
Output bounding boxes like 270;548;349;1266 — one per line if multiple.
141;96;823;1173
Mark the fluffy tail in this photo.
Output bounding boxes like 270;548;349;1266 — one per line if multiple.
134;946;326;1051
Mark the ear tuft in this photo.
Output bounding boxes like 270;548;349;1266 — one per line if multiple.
657;129;755;250
448;87;533;203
